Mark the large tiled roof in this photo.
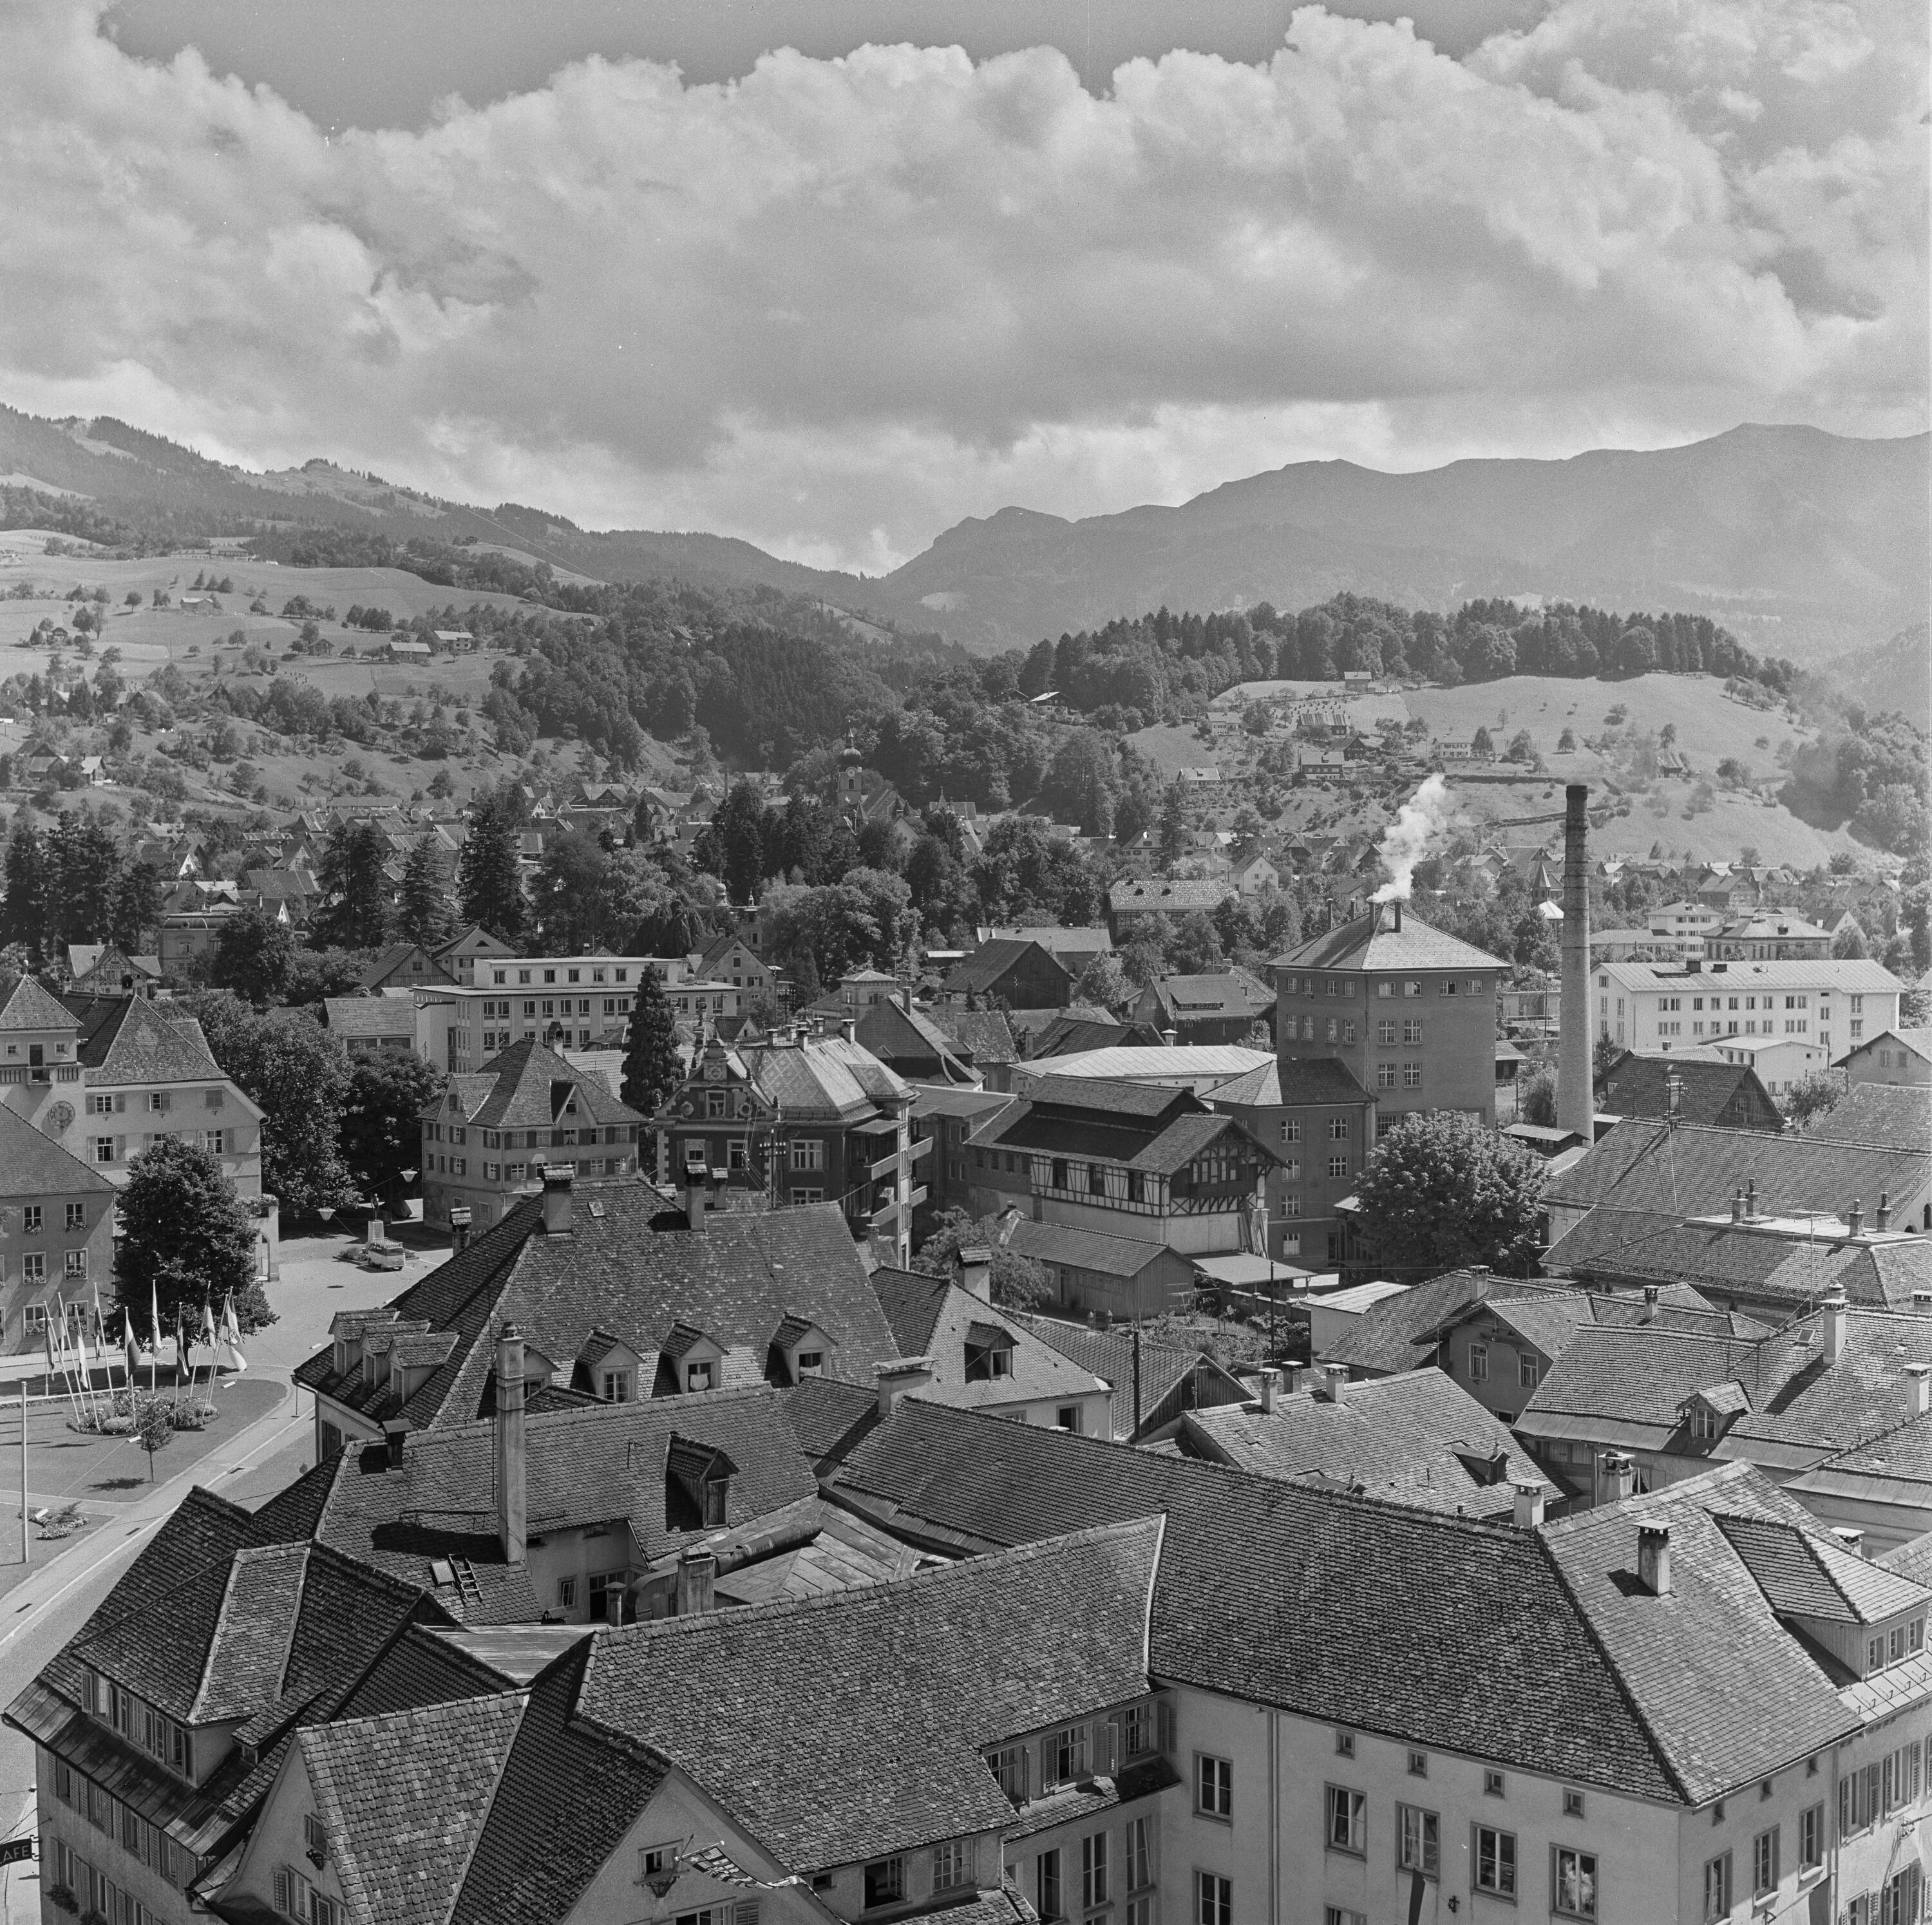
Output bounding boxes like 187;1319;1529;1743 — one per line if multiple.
945;938;1073;998
1003;1218;1170;1279
431;1038;643;1130
1150;973;1273;1019
869;1269;1109;1410
294;1191;896;1430
922;1006;1019;1065
1271;907;1506;974
1542;1208;1932;1311
1542;1119;1931;1220
1595;1051;1779;1128
743;1033;911;1117
1541;1465;1873;1801
828;1400;1678;1800
0;1101;117;1199
1807;1082;1932;1150
1180;1367;1552;1518
851;1000;976;1081
0;972;79;1031
1036;1045;1273;1086
976;1076;1278;1177
62;994;238;1089
575;1519;1162;1868
299;1691;527;1925
1012;1316;1251;1439
1596;957;1903;993
1517;1306;1932;1466
1210;1056;1374;1109
1312;1270;1557;1376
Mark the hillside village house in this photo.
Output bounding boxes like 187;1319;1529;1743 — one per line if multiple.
1839;1027;1932;1088
1593;956;1902;1059
1274;903;1505;1131
0;1106;118;1351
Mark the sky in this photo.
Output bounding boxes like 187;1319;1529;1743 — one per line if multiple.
0;0;1922;573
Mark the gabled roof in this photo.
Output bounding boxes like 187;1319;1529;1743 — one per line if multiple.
1806;1081;1932;1150
323;996;418;1040
975;1075;1278;1177
574;1519;1162;1869
741;1033;911;1119
1312;1270;1560;1376
945;938;1073;998
1108;878;1234;913
851;998;977;1083
1540;1465;1872;1802
294;1191;898;1431
1012;1315;1252;1440
62;994;243;1094
828;1399;1678;1801
1272;906;1506;974
922;1005;1019;1065
868;1270;1110;1410
0;1101;117;1199
1146;972;1273;1019
1209;1055;1374;1109
1711;1510;1927;1624
1543;1119;1931;1220
429;1039;642;1130
1002;1218;1175;1279
1595;1050;1780;1128
1179;1367;1553;1518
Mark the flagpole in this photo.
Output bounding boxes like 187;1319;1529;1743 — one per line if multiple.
17;1377;27;1568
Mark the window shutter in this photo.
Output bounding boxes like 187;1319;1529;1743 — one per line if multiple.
276;1868;292;1912
737;1903;761;1925
1095;1720;1117;1776
1041;1735;1057;1785
1156;1697;1175;1754
114;1094;125;1113
114;1137;124;1161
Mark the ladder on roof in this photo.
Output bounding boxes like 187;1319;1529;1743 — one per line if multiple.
449;1558;486;1612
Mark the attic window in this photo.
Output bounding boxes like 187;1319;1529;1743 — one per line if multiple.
795;1350;824;1377
965;1339;1014;1383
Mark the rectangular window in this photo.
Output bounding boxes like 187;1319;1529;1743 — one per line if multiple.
1402;1061;1422;1088
1125;1818;1153;1893
1081;1832;1109;1911
1881;1866;1924;1925
1324;1913;1366;1925
1378;1020;1397;1044
1327;1155;1348;1179
993;1744;1029;1803
1325;1785;1366;1857
1039;1850;1064;1924
557;1576;578;1611
65;1250;87;1279
1703;1851;1731;1922
94;1138;115;1163
1376;1062;1396;1088
23;1253;45;1285
1397;1805;1439;1879
1196;1754;1232;1819
1469;1343;1488;1383
1194;1873;1230;1925
1403;1019;1423;1044
1475;1826;1517;1897
1751;1826;1778;1897
790;1139;824;1171
1049;1725;1090;1788
1519;1354;1538;1389
933;1842;972;1893
1328;1117;1349;1141
1555;1846;1598;1920
862;1857;906;1910
1799;1801;1823;1870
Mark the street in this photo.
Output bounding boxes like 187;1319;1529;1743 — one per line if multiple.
0;1229;447;1924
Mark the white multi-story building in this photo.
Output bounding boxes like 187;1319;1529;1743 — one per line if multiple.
1593;958;1903;1060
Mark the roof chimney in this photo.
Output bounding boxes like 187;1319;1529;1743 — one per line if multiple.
1832;1526;1866;1560
1823;1288;1849;1365
1638;1523;1671;1597
1392;899;1403;934
875;1355;936;1419
840;1016;857;1043
1596;1450;1635;1507
677;1546;717;1617
1906;1365;1931;1420
1877;1192;1893;1232
448;1206;472;1255
1316;1363;1349;1406
495;1322;527;1565
539;1166;573;1236
1557;784;1593;1139
1744;1179;1758;1220
1258;1368;1276;1415
1642;1285;1660;1320
383;1418;407;1469
1848;1199;1864;1237
1161;1028;1178;1050
1513;1483;1546;1530
1730;1186;1744;1224
958;1245;992;1303
683;1179;706;1232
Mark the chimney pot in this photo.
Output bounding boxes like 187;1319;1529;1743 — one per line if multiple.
1642;1285;1660;1318
1638;1523;1671;1596
448;1206;471;1255
875;1355;936;1419
1731;1186;1743;1224
1318;1364;1349;1406
1832;1526;1866;1560
677;1546;717;1617
1258;1368;1276;1415
1745;1179;1758;1220
1849;1199;1864;1237
840;1016;856;1043
383;1418;407;1469
958;1246;992;1302
1161;1028;1178;1050
1878;1192;1893;1232
1905;1365;1931;1419
539;1166;573;1236
1513;1482;1546;1530
1392;900;1403;934
495;1322;527;1564
1823;1289;1850;1365
1596;1449;1636;1506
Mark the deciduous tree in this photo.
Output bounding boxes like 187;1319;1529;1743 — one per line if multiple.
114;1135;268;1334
1354;1112;1544;1278
911;1209;1050;1311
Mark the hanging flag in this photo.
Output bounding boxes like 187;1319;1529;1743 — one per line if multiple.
200;1300;217;1345
124;1317;140;1380
219;1294;247;1374
151;1283;163;1357
43;1314;56;1377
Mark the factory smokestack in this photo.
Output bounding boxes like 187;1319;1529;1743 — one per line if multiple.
1558;784;1593;1140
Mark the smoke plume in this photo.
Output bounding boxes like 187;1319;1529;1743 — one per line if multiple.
1370;774;1455;904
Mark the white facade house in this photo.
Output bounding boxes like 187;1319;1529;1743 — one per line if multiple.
1593;958;1903;1061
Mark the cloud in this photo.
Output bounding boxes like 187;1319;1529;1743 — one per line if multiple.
0;0;1922;568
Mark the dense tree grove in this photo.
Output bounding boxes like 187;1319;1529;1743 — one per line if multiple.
1782;706;1930;855
1;813;162;962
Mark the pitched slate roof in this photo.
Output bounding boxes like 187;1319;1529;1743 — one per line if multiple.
1148;973;1273;1019
1807;1082;1932;1150
1002;1218;1173;1280
945;938;1073;998
828;1399;1678;1800
976;1075;1278;1177
1312;1270;1558;1376
0;1101;117;1199
299;1690;527;1925
1271;906;1506;974
1037;1045;1273;1086
574;1519;1163;1868
1595;1050;1780;1128
1011;1316;1251;1440
1711;1512;1926;1624
869;1269;1110;1411
922;1006;1019;1066
1180;1367;1553;1518
0;972;79;1031
297;1191;897;1432
430;1038;643;1130
1108;878;1234;914
851;998;977;1083
743;1032;912;1117
1542;1208;1932;1311
1210;1056;1374;1109
61;994;245;1093
1517;1307;1932;1470
1540;1464;1873;1801
1543;1119;1931;1220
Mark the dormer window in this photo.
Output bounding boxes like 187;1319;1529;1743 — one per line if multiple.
602;1369;632;1403
666;1438;734;1530
687;1361;712;1391
965;1340;1013;1382
1689;1406;1720;1441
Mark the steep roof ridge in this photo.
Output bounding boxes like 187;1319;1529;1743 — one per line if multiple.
190;1542;310;1722
409;1378;784;1456
594;1514;1165;1655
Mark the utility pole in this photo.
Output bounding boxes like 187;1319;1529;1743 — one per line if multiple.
18;1379;27;1568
